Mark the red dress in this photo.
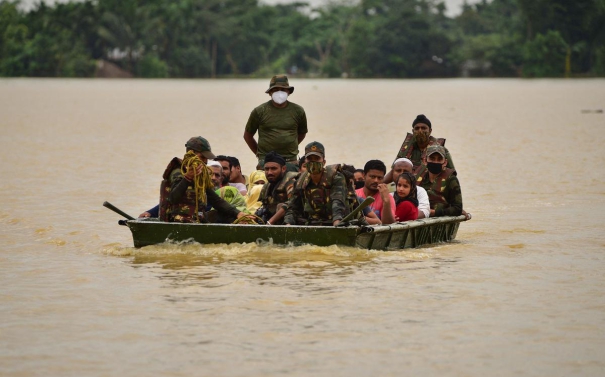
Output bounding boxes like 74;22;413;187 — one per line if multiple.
395;201;418;222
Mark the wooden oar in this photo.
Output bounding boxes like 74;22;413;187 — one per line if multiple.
337;196;375;226
103;201;135;220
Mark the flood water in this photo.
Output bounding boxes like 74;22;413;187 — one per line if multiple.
1;78;604;376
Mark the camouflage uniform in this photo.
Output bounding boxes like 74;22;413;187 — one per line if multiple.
159;137;240;223
416;144;463;217
256;171;299;225
284;164;349;225
396;133;455;172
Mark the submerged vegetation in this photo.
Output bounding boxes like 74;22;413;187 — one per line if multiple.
0;0;604;78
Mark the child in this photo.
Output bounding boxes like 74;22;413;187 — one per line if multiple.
393;172;419;222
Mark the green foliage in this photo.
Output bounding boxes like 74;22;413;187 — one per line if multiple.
522;30;567;77
0;0;603;77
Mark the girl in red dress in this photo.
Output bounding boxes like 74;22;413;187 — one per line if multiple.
394;172;419;222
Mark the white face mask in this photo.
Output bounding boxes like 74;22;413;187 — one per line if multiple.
271;91;288;105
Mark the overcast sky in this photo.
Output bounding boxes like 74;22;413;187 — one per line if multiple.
20;0;482;17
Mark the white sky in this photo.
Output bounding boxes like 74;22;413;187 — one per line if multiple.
20;0;482;17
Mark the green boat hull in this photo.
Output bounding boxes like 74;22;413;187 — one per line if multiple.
124;215;468;250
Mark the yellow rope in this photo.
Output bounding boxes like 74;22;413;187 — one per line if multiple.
233;214;265;225
181;151;213;222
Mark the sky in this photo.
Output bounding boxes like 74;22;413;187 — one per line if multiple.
19;0;482;17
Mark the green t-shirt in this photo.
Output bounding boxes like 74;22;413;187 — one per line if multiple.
245;100;308;161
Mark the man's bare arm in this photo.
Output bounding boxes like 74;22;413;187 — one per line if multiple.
243;131;258;155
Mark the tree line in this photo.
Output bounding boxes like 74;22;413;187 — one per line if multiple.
0;0;603;78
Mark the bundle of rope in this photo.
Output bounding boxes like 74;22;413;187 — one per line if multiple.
232;214;265;225
181;151;214;222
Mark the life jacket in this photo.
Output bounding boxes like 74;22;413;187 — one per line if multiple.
159;157;201;223
293;164;348;223
397;133;446;169
260;171;299;217
417;168;456;209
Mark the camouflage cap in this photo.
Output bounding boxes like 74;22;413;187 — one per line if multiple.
185;136;216;159
426;144;446;159
304;141;325;158
265;75;295;94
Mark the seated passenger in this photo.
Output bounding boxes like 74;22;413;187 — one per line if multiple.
227;156;248;195
284;142;349;226
256;151;298;225
355;160;396;225
208;161;250;215
393;172;419;222
244;170;267;213
214;155;247;196
298;156;307;173
341;164;376;225
417;145;463;217
158;137;245;223
353;168;365;189
389;158;430;219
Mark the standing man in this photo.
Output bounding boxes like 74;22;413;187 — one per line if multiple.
391;114;454;175
355;160;396;225
243;75;308;172
284;142;349;226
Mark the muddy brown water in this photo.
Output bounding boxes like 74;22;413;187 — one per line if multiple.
1;78;604;376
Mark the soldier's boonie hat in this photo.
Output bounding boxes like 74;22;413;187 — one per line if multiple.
304;141;325;158
185;136;216;159
265;75;295;94
426;144;446;159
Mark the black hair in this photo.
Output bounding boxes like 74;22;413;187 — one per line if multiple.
393;172;419;207
354;169;364;175
227;156;240;168
298;156;306;166
341;164;356;182
363;159;386;175
214;155;232;169
412;114;432;129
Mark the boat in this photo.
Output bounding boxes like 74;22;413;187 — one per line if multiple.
117;215;469;250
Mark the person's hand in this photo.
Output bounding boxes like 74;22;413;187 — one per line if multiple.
430;209;435;217
333;219;341;227
139;211;151;218
184;164;205;181
462;210;472;220
236;212;246;219
377;183;390;201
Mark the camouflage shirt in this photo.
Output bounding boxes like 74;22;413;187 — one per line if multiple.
245;100;308;162
396;133;455;171
168;167;240;222
417;168;463;217
284;169;348;225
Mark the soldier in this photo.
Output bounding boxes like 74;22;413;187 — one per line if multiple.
385;114;454;182
256;151;299;225
417;145;464;218
243;75;308;172
158;137;246;223
284;142;349;226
